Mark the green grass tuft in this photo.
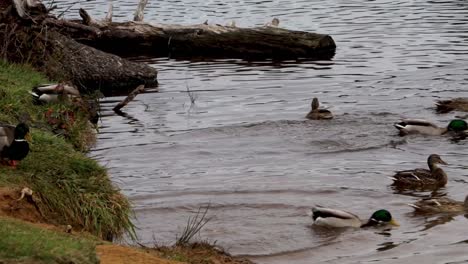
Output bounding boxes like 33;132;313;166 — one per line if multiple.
0;217;99;264
0;60;135;240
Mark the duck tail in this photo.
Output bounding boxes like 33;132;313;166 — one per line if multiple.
387;176;397;181
394;122;405;130
29;91;42;104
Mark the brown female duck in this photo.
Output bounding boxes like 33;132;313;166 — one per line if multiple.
390;154;448;189
408;195;468;214
436;98;468;113
306;98;333;120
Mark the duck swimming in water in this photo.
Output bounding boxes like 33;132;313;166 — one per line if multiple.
0;123;31;168
436;98;468;114
311;206;399;228
408;195;468;214
306;98;333;120
390;154;448;189
394;119;467;136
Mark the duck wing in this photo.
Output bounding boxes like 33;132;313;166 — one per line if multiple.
395;119;438;128
34;83;62;93
394;119;442;135
392;168;435;185
312;206;359;221
0;124;15;151
411;197;463;213
35;83;80;96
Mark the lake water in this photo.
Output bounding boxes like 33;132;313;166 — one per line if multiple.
50;0;468;263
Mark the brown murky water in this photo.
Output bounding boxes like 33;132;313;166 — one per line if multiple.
50;0;468;262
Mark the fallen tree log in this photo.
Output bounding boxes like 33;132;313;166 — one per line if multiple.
0;0;158;94
48;10;336;60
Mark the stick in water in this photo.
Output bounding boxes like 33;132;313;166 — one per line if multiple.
113;84;145;112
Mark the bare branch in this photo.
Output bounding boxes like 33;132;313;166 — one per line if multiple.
133;0;148;22
113;85;145;112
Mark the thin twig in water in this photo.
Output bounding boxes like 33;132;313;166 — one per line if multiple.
176;204;212;245
186;83;197;106
57;2;77;19
47;0;56;10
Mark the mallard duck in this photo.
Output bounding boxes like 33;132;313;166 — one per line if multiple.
436;98;468;113
394;119;467;136
390;154;448;189
408;195;468;214
311;206;399;228
0;123;31;168
30;83;80;104
306;98;333;120
265;18;280;27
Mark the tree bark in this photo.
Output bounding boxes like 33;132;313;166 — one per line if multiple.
0;1;158;95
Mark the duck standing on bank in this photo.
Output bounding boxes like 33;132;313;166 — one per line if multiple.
0;123;31;168
306;98;333;120
408;195;468;214
390;154;448;189
30;83;80;104
311;206;399;228
394;119;467;136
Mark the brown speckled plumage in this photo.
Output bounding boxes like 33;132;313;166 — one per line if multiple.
306;98;333;120
409;195;468;214
391;154;448;189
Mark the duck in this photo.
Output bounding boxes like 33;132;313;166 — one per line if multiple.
30;83;80;104
311;206;399;228
436;98;468;113
306;98;333;120
0;123;31;168
390;154;448;189
408;195;468;214
394;119;467;136
265;18;280;27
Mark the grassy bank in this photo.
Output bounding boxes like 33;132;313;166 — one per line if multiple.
0;60;134;240
0;60;255;264
0;217;99;264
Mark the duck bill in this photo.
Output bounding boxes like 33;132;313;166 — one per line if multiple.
389;219;400;226
25;132;32;143
439;159;448;165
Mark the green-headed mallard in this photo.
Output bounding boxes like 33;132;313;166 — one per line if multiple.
391;154;448;189
311;206;399;228
436;98;468;113
306;98;333;120
30;83;80;104
408;195;468;214
394;119;467;136
0;123;31;168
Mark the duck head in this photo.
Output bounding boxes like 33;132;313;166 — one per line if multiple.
15;123;31;142
428;154;448;166
311;97;319;110
447;119;468;132
362;209;399;227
